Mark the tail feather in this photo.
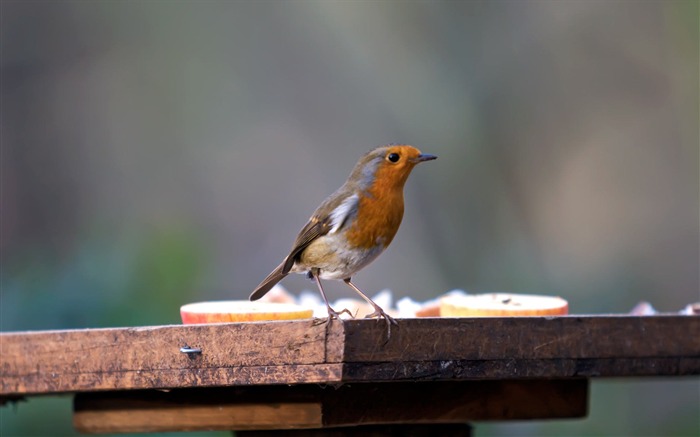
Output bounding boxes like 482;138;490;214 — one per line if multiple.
250;262;287;301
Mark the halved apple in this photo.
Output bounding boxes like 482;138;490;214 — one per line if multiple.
441;293;569;317
180;301;314;324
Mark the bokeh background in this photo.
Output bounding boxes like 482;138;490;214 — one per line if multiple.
1;1;698;436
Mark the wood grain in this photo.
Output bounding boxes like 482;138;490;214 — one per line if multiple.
1;320;341;395
340;316;700;361
2;315;698;396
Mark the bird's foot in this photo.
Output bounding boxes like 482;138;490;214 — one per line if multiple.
364;306;398;340
313;307;355;335
320;306;354;323
313;307;353;327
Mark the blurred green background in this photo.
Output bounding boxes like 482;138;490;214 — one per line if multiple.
1;1;698;436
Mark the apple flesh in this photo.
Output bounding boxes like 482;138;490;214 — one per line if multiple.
441;293;569;317
180;301;314;324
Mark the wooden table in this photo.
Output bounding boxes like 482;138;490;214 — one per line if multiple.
2;316;699;435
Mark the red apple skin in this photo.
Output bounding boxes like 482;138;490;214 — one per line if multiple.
180;302;314;324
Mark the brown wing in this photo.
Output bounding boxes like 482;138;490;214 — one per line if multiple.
250;190;355;301
281;188;360;273
249;217;331;301
281;216;332;273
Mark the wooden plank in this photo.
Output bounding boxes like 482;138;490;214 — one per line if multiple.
73;380;587;433
8;363;344;395
75;401;322;433
74;386;327;433
335;316;700;381
2;316;698;396
1;320;343;395
340;316;700;362
341;357;700;381
319;379;587;425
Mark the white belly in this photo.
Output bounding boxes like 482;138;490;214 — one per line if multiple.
289;233;385;280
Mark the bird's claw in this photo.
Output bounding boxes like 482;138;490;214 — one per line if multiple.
313;307;354;327
327;306;354;321
364;307;398;340
364;310;398;325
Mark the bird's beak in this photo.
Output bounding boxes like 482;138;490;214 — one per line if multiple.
414;154;437;163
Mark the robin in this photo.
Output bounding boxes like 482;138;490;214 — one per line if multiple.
250;145;436;337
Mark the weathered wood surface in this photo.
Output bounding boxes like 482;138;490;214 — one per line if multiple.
1;315;698;396
73;380;588;433
1;320;343;395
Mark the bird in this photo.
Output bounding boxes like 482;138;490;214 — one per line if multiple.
250;145;436;337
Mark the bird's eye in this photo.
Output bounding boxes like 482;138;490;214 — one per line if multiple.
387;153;400;163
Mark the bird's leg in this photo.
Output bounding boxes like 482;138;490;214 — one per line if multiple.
311;269;353;322
343;278;398;339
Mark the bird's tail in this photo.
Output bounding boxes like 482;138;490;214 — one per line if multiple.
250;262;287;301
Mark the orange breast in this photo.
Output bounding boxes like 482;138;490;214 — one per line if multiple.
345;171;405;250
